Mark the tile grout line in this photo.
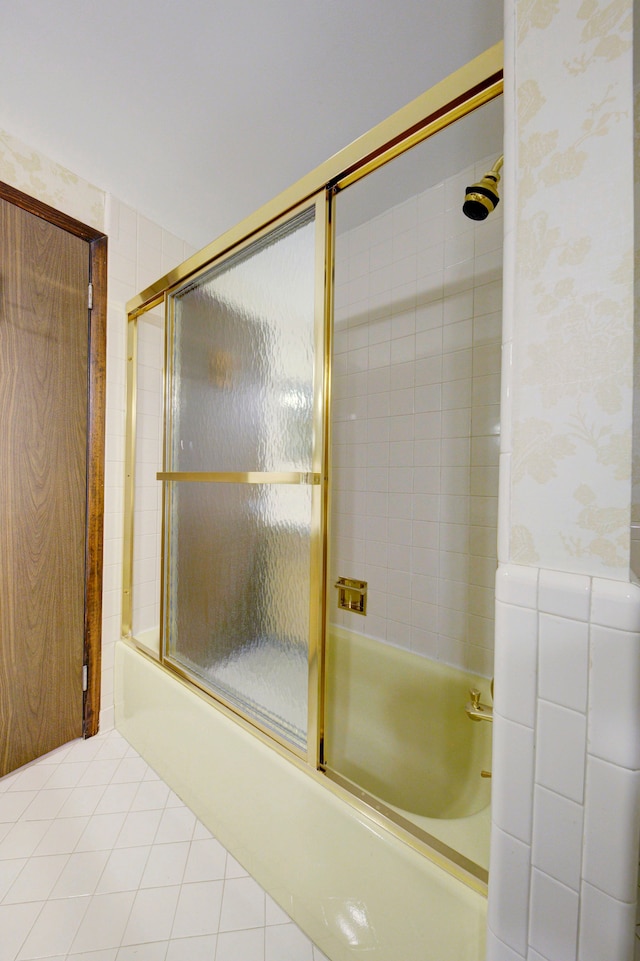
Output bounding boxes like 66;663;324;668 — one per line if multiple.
1;731;326;961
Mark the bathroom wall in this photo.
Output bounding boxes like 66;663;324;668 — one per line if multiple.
3;11;640;957
487;3;640;960
505;8;634;579
131;310;164;644
330;154;502;679
632;77;640;577
0;127;104;230
629;26;639;960
0;128;195;732
106;202;196;687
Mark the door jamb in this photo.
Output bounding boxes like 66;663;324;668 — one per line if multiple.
0;180;107;738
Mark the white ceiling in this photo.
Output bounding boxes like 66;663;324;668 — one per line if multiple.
1;0;503;249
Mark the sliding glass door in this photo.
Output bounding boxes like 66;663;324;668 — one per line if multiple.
160;203;324;754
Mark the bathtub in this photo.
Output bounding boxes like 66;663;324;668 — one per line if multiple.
324;627;492;877
115;638;488;961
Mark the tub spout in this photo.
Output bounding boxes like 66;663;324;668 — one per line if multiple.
465;688;493;722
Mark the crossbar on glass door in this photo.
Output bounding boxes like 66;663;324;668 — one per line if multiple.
157;472;322;484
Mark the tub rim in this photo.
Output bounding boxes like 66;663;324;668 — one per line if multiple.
121;635;489;893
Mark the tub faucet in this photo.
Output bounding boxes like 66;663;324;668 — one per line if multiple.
465;688;493;722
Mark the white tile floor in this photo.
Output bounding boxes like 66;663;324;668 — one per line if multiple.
0;730;330;961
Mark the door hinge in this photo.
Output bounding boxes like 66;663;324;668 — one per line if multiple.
88;283;94;310
82;663;88;692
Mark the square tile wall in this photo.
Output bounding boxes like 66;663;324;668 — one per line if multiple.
132;312;164;641
488;566;640;961
102;196;196;729
329;156;503;677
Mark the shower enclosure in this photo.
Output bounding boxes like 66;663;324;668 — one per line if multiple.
123;46;503;886
160;207;321;751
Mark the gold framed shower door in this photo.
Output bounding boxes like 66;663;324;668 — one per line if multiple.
123;41;503;885
161;195;328;764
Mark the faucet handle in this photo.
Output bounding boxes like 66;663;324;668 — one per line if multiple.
466;687;493;722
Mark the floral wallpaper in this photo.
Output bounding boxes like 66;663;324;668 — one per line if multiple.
510;0;634;576
0;127;105;231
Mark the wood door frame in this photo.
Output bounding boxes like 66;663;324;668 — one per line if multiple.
0;180;107;738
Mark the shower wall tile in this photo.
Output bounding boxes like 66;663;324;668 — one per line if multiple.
538;570;590;622
491;716;534;844
493;601;537;727
488;564;640;961
578;882;637;961
529;869;580;961
487;826;531;957
132;313;164;640
535;700;587;804
331;164;502;677
532;785;584;892
538;614;588;714
484;930;525;961
591;578;640;632
588;624;640;770
582;757;640;904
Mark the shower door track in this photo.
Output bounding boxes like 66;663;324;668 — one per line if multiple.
322;767;488;888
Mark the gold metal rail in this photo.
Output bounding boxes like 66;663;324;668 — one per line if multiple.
156;471;321;485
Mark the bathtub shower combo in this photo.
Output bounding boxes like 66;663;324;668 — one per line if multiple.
122;44;503;930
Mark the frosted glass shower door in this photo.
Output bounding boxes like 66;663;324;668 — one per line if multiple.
161;206;321;752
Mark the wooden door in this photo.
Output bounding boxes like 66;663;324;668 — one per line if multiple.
0;187;106;776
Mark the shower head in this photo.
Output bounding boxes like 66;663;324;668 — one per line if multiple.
462;155;503;221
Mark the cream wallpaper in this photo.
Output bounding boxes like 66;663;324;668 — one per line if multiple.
0;127;105;230
510;0;634;576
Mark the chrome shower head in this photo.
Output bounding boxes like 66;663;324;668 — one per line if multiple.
462;155;503;221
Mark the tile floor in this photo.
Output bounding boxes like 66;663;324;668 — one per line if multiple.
0;730;329;961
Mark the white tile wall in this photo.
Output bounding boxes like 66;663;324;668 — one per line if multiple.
101;196;196;728
532;786;583;891
580;880;637;961
535;701;587;804
487;825;531;956
485;929;526;961
493;600;537;726
582;758;640;903
132;314;164;640
529;868;579;961
330;155;503;677
538;614;588;713
491;715;534;844
487;566;640;961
